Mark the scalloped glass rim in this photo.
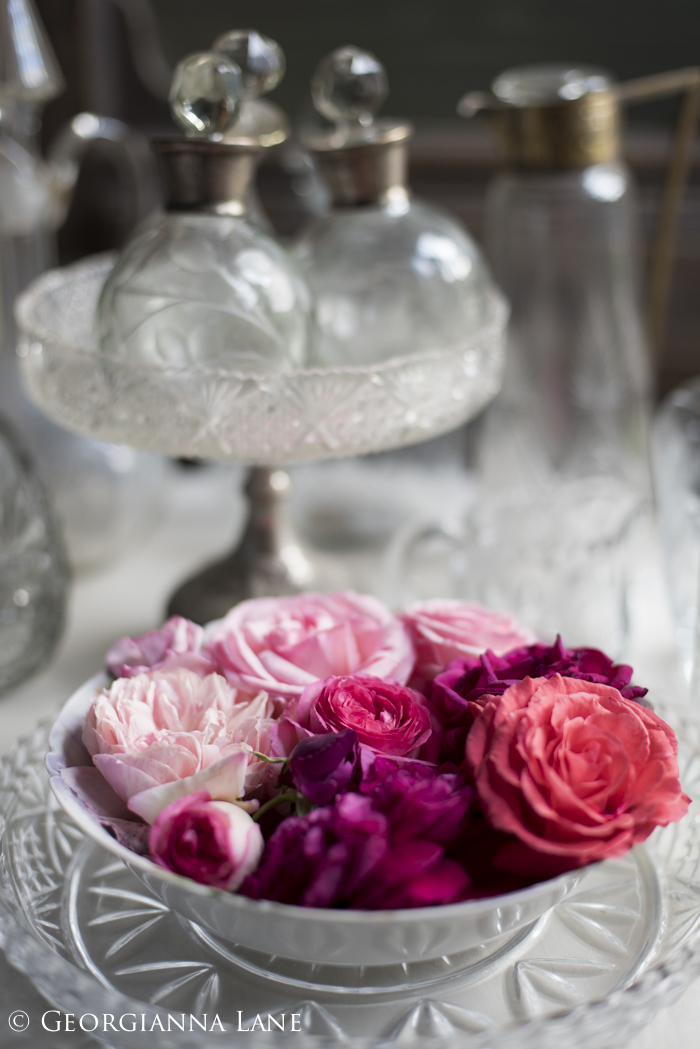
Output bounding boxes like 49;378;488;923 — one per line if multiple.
46;672;585;966
15;255;507;464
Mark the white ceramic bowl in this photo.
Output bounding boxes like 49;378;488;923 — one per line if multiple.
47;674;582;968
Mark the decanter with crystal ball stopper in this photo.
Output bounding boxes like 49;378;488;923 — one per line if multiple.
293;46;500;367
96;43;312;373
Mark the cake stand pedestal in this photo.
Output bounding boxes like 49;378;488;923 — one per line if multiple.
15;254;507;622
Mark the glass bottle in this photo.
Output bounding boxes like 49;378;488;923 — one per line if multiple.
97;43;312;373
294;47;498;367
455;65;652;648
0;418;69;693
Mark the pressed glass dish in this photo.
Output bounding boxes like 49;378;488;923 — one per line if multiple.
14;255;507;465
1;704;699;1048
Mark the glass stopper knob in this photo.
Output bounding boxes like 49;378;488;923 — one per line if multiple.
212;29;285;100
311;46;388;126
169;52;242;138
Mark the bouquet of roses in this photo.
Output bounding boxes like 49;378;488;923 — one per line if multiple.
68;591;689;910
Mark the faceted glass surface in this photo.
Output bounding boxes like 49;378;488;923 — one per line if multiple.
16;255;506;463
4;713;700;1046
212;29;285;100
169;52;242;138
97;214;312;372
652;377;700;682
294;199;497;367
311;45;387;124
0;418;68;693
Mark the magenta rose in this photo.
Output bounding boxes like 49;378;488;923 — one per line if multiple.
150;791;264;891
279;675;433;759
106;615;216;679
399;600;536;687
205;591;414;705
467;674;690;865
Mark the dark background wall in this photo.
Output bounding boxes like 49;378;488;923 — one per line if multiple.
148;0;700;124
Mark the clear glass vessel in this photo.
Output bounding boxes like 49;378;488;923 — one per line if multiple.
0;419;68;693
294;47;500;367
453;64;654;646
98;212;311;371
652;377;700;686
97;47;311;374
295;198;493;366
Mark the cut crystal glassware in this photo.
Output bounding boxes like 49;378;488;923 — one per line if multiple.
2;705;700;1047
652;376;700;686
295;47;500;368
0;418;69;693
97;41;312;375
16;254;506;464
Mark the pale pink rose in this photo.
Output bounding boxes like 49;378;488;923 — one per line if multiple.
400;600;537;685
83;669;276;823
150;791;264;891
275;675;433;759
205;591;414;706
467;674;690;865
106;616;216;679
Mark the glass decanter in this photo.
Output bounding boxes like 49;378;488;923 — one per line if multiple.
0;418;69;693
453;65;653;648
97;42;312;373
294;46;497;367
0;0;166;571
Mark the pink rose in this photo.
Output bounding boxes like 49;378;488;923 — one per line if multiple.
278;675;433;759
83;669;275;823
106;616;216;679
466;674;690;865
400;600;537;686
205;591;414;705
150;791;264;891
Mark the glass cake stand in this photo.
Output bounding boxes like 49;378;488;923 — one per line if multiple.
2;706;700;1049
14;255;507;623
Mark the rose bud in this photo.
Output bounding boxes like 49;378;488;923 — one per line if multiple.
149;791;264;891
289;729;357;805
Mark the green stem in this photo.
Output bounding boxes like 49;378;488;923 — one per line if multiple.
252;791;298;822
252;752;287;765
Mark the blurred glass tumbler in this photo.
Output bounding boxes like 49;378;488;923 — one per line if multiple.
0;419;69;693
653;378;700;685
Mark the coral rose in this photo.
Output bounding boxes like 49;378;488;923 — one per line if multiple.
279;675;433;759
205;591;414;705
150;791;263;891
466;674;690;865
399;599;536;686
83;669;275;822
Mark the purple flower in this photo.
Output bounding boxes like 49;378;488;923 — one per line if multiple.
359;755;476;844
430;636;650;764
289;729;358;805
240;789;471;909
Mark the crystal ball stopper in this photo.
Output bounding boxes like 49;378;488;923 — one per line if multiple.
311;46;388;127
169;52;243;139
212;30;285;101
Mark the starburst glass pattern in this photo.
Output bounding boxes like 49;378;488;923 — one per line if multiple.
15;256;506;465
0;711;700;1048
